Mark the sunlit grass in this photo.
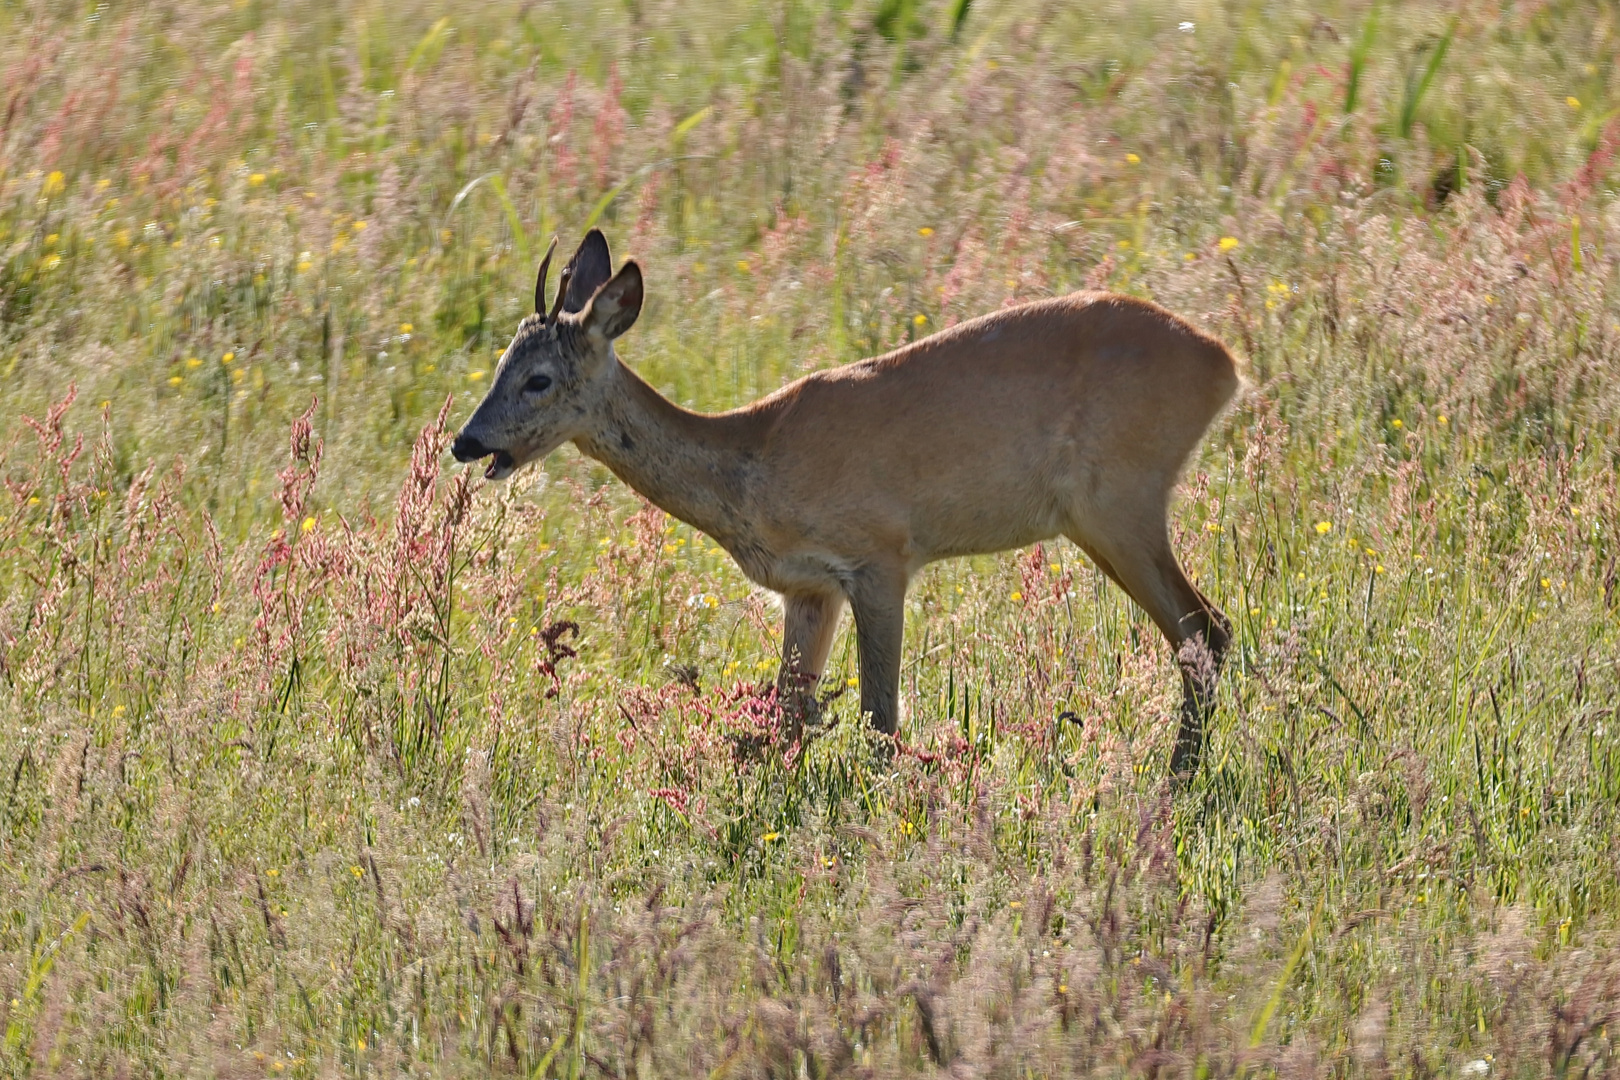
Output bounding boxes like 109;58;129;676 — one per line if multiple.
1;0;1618;1075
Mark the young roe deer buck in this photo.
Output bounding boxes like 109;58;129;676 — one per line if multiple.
453;230;1241;778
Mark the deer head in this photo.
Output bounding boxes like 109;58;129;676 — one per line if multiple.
450;229;644;479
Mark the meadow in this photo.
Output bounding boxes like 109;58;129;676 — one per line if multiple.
1;0;1618;1074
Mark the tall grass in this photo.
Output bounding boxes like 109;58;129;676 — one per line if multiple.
1;0;1618;1075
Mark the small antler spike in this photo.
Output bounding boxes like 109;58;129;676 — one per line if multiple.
549;263;573;323
533;235;559;316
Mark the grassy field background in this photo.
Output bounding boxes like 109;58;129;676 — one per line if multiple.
2;0;1619;1075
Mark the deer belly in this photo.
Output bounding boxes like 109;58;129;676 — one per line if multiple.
903;457;1069;559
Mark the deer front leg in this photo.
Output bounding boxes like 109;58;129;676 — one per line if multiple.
847;566;909;739
776;590;845;740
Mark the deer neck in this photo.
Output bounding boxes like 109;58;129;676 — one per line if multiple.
573;359;764;543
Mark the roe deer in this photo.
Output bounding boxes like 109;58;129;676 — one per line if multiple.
453;230;1240;778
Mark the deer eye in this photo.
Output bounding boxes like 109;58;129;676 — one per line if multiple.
522;374;552;394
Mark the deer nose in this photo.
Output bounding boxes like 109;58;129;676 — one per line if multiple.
451;433;490;462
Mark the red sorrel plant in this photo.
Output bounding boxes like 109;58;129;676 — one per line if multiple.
250;397;323;754
284;395;493;781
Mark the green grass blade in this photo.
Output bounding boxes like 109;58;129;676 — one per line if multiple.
581;176;635;231
1248;893;1325;1049
488;176;531;266
407;17;452;74
446;172;497;222
1399;17;1456;138
569;911;590;1080
1344;0;1382;115
528;1031;570;1079
672;105;713;143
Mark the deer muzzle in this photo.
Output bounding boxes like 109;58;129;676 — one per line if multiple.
450;432;490;463
451;433;517;480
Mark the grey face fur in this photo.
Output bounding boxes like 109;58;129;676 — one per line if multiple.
450;230;643;479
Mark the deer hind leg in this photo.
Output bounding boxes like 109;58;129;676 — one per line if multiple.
1068;522;1230;782
777;590;846;740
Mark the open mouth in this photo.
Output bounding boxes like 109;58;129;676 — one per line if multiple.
449;433;520;480
484;450;516;481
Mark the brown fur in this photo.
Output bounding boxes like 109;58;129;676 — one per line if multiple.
454;232;1240;777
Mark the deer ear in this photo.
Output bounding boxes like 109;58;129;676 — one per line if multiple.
582;261;643;343
562;229;613;314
